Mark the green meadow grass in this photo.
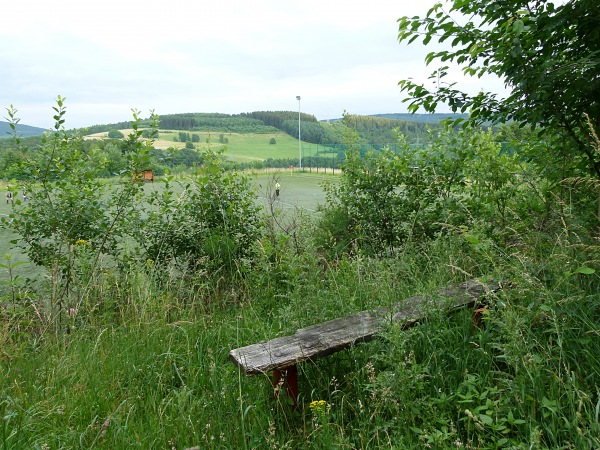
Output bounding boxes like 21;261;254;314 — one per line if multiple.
87;129;340;164
217;133;300;162
155;131;340;163
153;131;302;162
87;130;303;162
3;230;598;448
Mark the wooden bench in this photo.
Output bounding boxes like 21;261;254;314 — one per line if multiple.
229;279;502;408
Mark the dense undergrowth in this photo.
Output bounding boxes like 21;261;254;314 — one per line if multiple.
1;103;600;448
1;233;599;449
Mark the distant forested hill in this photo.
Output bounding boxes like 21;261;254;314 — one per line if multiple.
372;113;469;124
83;111;463;147
0;121;46;138
153;112;439;147
85;113;288;135
341;114;431;147
159;113;280;133
322;113;469;124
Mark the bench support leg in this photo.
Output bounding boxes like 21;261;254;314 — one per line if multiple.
273;365;298;410
472;305;488;331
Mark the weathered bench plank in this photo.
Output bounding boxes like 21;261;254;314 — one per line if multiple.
230;279;499;375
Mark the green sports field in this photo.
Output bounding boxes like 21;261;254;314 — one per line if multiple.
128;169;337;213
248;170;337;212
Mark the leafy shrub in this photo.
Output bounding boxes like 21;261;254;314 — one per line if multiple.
136;148;262;274
107;129;124;139
318;123;536;257
1;99;158;319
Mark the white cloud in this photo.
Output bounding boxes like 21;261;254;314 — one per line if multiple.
1;0;508;128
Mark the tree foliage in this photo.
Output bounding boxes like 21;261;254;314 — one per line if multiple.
136;148;262;273
245;111;318;129
1;99;158;311
2;99;264;314
318;121;537;257
107;129;124;139
158;113;276;133
398;0;600;176
343;114;432;148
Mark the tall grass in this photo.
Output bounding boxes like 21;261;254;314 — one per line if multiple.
2;222;599;448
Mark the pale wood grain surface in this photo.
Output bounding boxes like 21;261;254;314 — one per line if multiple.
230;279;500;375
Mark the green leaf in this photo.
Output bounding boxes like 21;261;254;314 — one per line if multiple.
507;410;515;423
573;267;595;275
479;414;493;425
513;19;525;34
464;235;480;244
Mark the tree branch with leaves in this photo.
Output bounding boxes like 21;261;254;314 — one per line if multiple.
398;0;600;178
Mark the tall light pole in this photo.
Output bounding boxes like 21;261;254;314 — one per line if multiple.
296;95;302;170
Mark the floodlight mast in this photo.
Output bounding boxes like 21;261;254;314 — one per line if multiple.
296;95;302;170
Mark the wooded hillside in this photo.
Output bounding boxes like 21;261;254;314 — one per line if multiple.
0;121;46;138
81;110;457;147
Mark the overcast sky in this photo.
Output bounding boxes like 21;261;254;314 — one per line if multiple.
1;0;508;129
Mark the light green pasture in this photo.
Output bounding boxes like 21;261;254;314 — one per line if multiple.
90;129;340;163
155;131;301;162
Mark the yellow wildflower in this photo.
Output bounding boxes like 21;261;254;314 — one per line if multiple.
309;400;330;415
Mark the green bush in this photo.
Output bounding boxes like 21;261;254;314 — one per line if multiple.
1;99;158;319
136;147;262;274
107;129;124;139
318;124;536;257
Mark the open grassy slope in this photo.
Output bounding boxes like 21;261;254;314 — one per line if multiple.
85;130;305;161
